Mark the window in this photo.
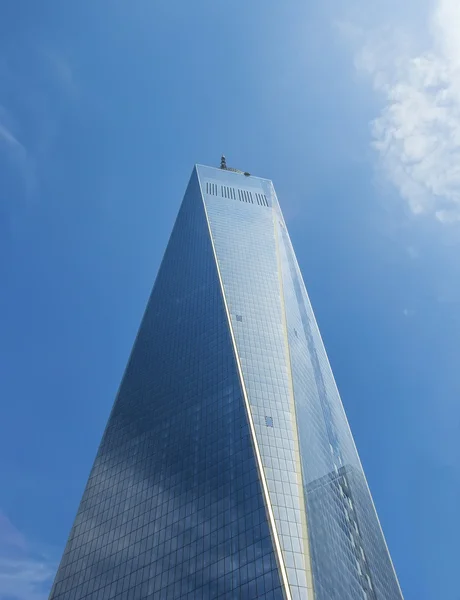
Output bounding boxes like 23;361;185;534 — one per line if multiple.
265;416;274;427
206;182;217;196
255;193;269;207
236;315;243;322
221;185;236;199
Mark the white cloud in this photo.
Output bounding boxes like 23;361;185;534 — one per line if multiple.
354;0;460;222
0;107;27;159
0;511;55;600
0;48;76;207
0;106;37;202
0;122;24;151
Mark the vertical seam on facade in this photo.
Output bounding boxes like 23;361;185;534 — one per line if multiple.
278;212;404;599
273;210;316;599
196;170;293;600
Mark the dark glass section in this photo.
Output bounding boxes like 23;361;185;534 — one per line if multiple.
49;169;283;600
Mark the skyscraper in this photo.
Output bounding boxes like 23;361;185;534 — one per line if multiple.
49;163;403;600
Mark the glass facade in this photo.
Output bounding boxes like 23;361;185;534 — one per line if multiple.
49;171;283;600
49;164;403;600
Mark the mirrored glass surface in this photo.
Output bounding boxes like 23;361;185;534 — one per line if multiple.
49;170;283;600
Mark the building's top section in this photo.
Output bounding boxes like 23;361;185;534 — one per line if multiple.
195;163;278;210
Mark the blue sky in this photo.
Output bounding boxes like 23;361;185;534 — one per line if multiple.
1;1;459;598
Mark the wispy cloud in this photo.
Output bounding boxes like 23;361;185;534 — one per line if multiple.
0;122;24;152
350;0;460;223
0;105;27;158
0;47;76;210
42;49;76;97
0;511;55;600
0;103;37;206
